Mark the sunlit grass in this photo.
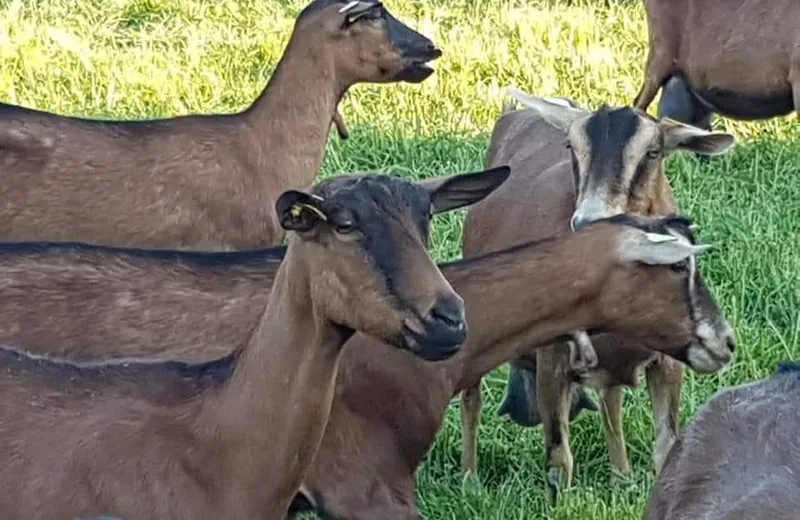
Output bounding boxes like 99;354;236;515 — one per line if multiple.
1;0;798;517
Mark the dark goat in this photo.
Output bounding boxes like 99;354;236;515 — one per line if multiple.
634;0;799;126
0;168;509;520
645;361;800;520
0;0;441;250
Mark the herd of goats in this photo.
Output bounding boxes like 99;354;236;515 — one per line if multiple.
0;0;797;518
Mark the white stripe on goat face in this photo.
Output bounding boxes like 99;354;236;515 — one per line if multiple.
668;228;717;356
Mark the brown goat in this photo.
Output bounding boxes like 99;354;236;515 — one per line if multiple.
0;0;441;250
459;88;736;503
634;0;800;126
0;213;726;517
0;167;512;520
292;214;735;519
644;361;800;520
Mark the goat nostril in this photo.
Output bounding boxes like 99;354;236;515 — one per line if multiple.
726;336;736;353
429;296;464;329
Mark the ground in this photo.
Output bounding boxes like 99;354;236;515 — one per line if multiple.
1;0;798;518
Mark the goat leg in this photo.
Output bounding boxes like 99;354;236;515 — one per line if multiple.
791;44;800;117
536;344;574;505
633;47;673;112
459;383;483;480
599;385;630;475
646;356;683;474
332;109;349;140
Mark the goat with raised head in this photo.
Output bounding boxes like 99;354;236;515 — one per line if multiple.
458;87;736;503
645;361;800;520
291;213;735;519
634;0;799;127
0;0;441;250
0;167;511;520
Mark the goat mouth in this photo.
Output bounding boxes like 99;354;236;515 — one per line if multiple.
395;50;442;83
401;322;463;362
686;340;732;374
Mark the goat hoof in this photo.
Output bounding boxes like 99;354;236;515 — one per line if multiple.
610;467;636;490
461;470;482;492
546;467;562;505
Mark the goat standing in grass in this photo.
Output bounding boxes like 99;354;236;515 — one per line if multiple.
634;0;799;128
0;168;510;520
291;214;735;519
0;0;441;249
0;200;729;518
458;88;736;503
645;361;800;520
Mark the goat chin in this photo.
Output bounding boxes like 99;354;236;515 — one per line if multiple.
686;344;728;374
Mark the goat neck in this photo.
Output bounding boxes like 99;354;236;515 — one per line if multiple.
195;244;350;517
244;36;344;195
437;232;613;395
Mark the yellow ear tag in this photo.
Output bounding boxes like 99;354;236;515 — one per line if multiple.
290;203;328;222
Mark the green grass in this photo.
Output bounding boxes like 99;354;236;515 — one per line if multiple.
2;0;798;518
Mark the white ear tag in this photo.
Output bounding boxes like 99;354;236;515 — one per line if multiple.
339;1;360;13
645;232;677;243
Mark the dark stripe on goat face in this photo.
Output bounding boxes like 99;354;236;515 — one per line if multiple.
627;133;664;200
583;106;641;195
312;175;432;311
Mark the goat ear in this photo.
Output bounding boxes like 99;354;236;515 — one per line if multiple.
505;87;586;132
339;1;379;22
276;190;328;233
419;166;511;214
618;228;712;265
660;118;736;156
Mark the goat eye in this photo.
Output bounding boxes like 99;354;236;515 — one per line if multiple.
564;141;573;150
334;220;357;234
647;148;661;159
670;260;688;272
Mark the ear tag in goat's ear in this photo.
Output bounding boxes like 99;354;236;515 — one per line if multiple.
339;1;360;13
290;203;328;222
645;232;677;243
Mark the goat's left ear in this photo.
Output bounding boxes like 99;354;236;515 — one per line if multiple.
660;118;736;156
276;190;328;232
419;166;511;214
618;228;712;265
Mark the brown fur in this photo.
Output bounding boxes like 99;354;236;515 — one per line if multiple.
644;362;800;520
458;92;736;502
0;169;509;520
0;0;440;250
293;215;730;519
634;0;800;119
0;214;723;519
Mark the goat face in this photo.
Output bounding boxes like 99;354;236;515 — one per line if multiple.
296;0;442;84
276;166;510;362
503;88;736;230
590;214;736;374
